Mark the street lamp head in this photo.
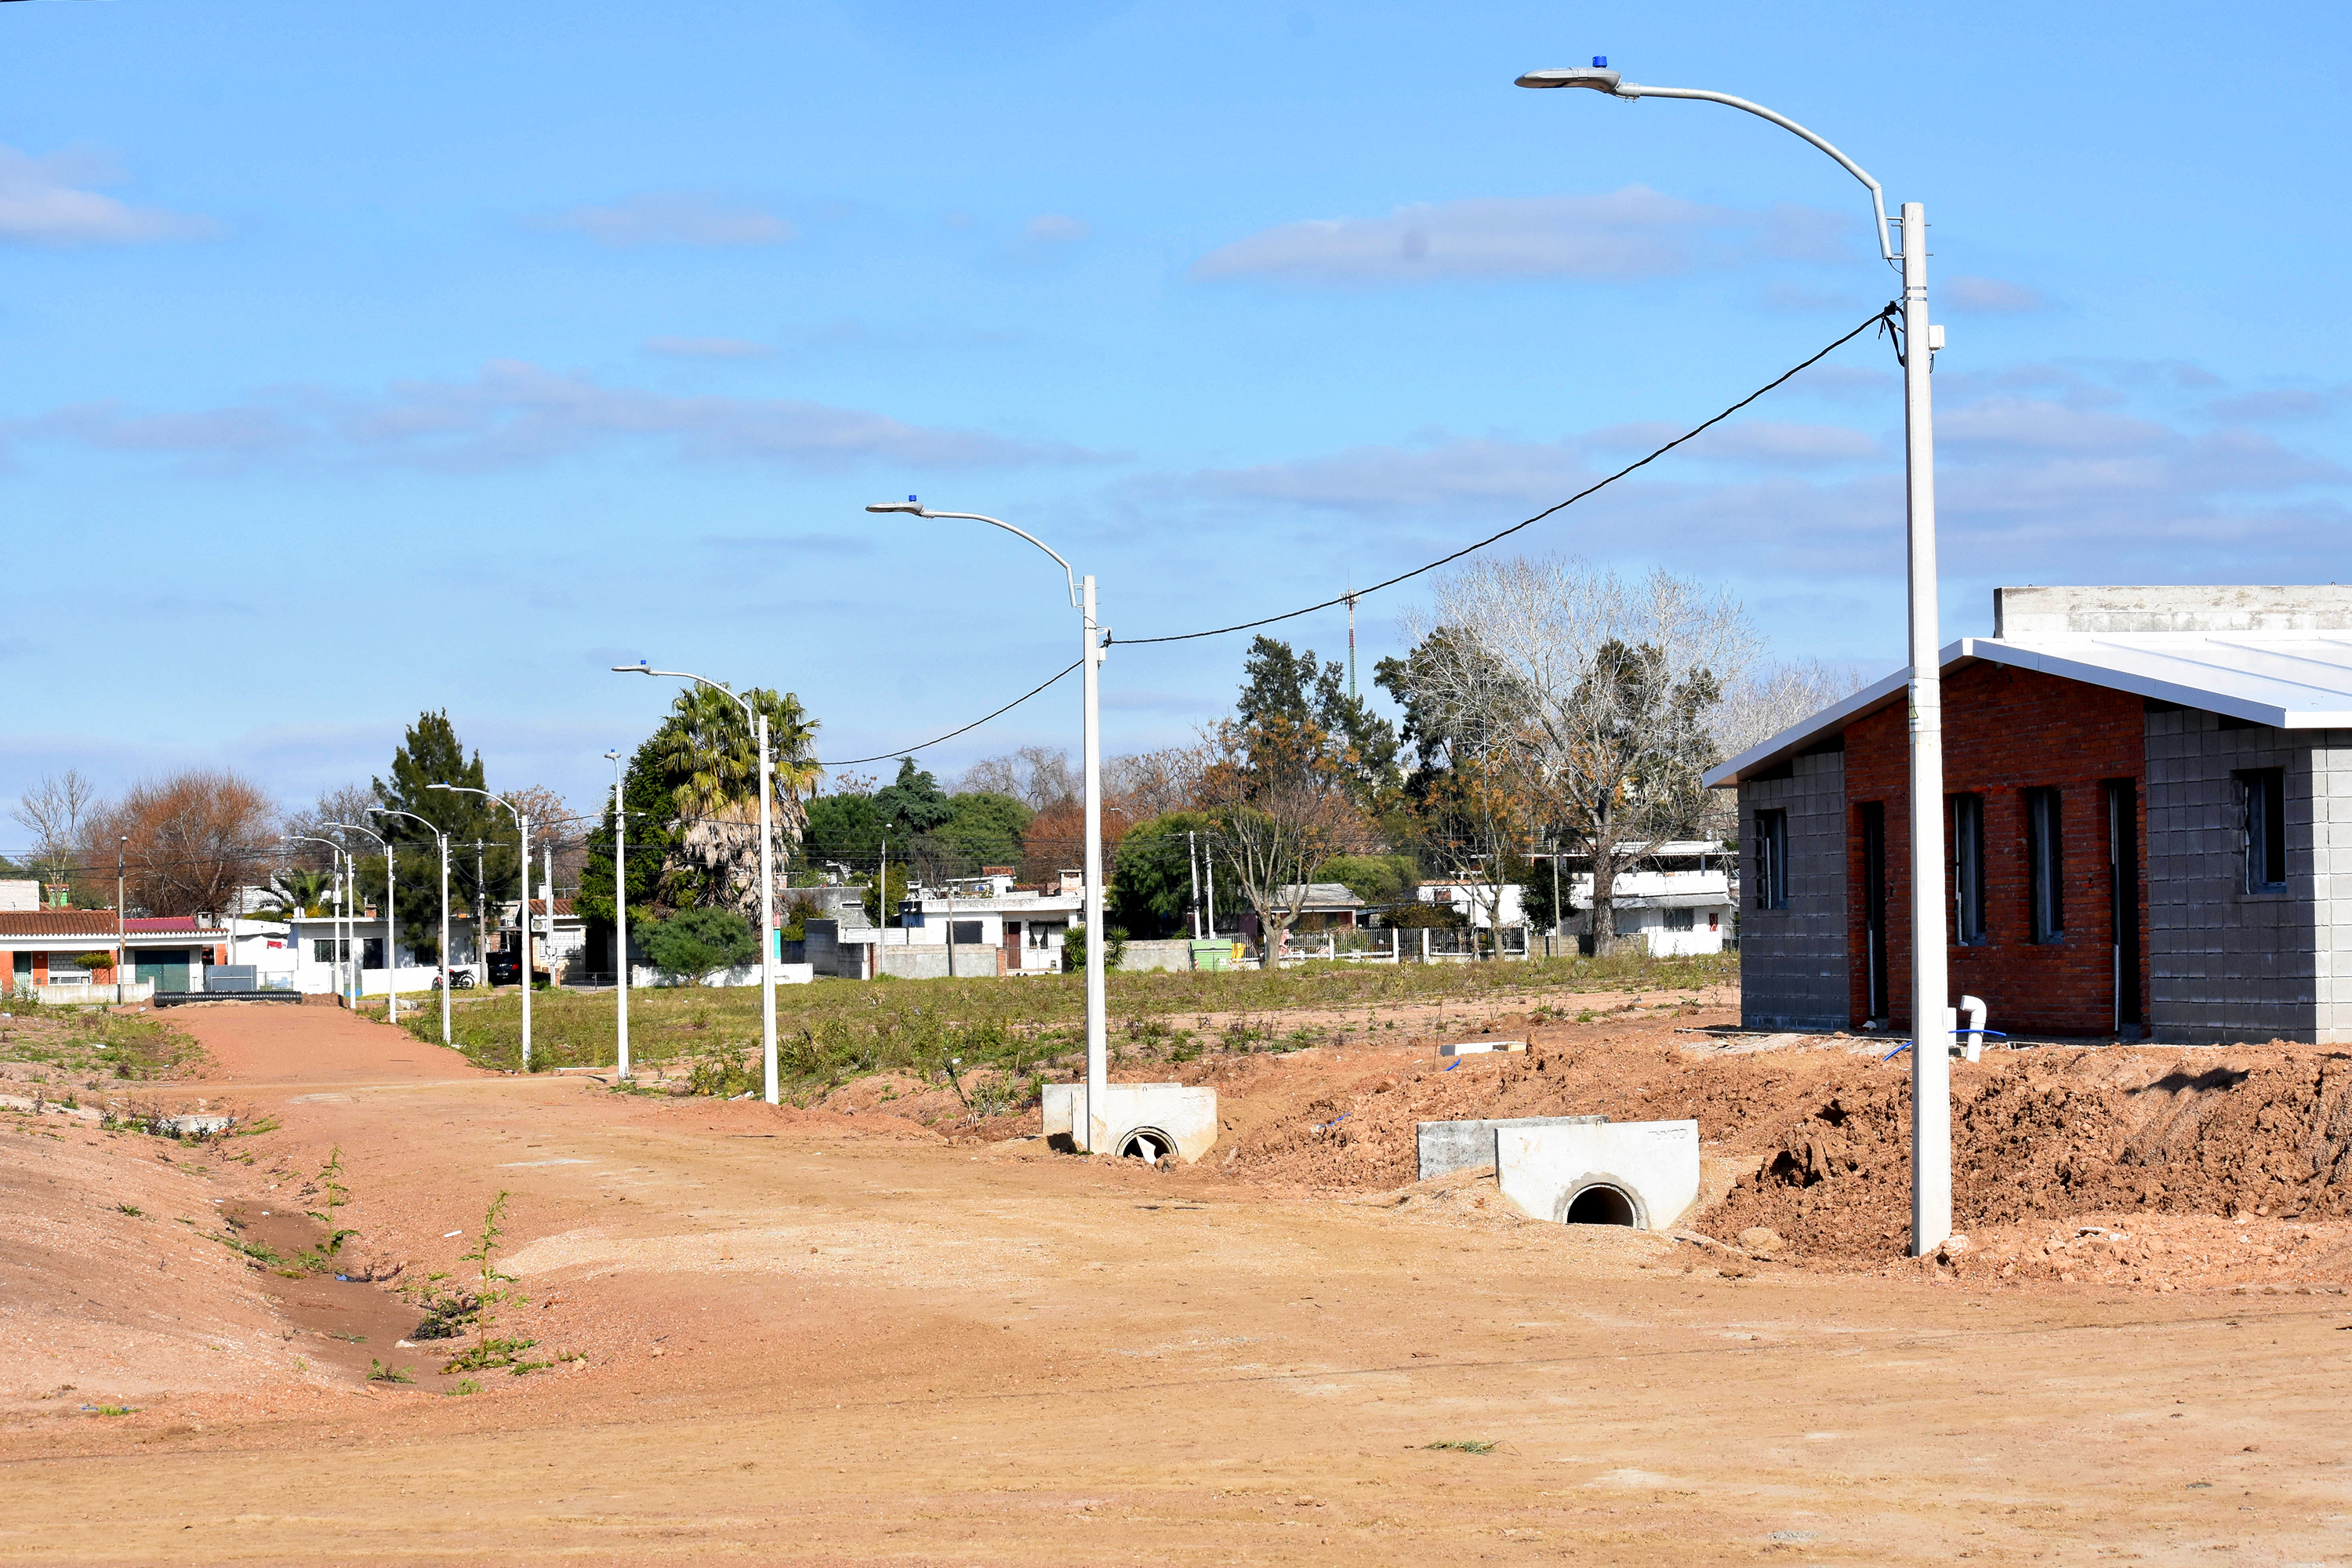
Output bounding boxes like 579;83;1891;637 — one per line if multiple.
604;750;622;762
1515;65;1635;96
612;660;653;675
865;496;927;515
426;782;452;792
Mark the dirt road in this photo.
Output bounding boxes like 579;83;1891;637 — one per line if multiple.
3;1000;2347;1565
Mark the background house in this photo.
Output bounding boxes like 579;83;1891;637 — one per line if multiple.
1708;584;2352;1044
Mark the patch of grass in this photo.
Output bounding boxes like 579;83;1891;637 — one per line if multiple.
116;1203;143;1218
88;1404;139;1417
231;1115;282;1138
412;952;1735;1095
366;1359;414;1385
447;1378;482;1397
1424;1439;1498;1454
0;999;209;1081
327;1331;366;1344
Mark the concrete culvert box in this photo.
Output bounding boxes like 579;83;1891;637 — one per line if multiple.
1497;1120;1700;1232
1041;1083;1218;1163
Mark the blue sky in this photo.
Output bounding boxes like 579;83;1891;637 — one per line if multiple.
5;0;2349;828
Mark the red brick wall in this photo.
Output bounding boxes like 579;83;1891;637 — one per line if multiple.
1842;663;2150;1034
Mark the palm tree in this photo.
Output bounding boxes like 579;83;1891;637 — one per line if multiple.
266;866;334;918
650;685;820;917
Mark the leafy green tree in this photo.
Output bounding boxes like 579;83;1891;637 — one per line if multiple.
873;759;953;836
373;711;512;960
804;792;884;867
1238;635;1402;811
1110;810;1237;937
941;790;1032;867
642;906;759;982
1316;852;1419;908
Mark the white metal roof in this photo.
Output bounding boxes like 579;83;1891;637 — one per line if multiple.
1703;630;2352;789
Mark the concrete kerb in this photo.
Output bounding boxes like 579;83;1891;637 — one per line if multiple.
1042;1083;1218;1163
1416;1115;1609;1182
1496;1119;1701;1232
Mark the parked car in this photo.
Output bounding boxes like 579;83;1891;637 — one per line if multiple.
485;951;550;987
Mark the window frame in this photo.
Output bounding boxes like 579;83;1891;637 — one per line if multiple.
2240;767;2288;894
1949;793;1987;945
1753;809;1790;912
1664;906;1696;932
2025;787;2065;944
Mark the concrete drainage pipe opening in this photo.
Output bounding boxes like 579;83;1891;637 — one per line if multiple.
1563;1184;1638;1227
1120;1127;1174;1164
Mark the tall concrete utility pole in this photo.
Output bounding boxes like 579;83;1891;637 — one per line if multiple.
1517;58;1951;1254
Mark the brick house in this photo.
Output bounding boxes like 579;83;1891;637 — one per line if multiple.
1706;586;2352;1044
0;912;234;996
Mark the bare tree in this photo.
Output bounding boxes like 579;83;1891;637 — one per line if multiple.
12;770;100;898
285;783;380;864
1106;743;1210;818
1200;716;1373;965
956;745;1078;811
1413;557;1758;953
1713;658;1866;758
85;770;279;916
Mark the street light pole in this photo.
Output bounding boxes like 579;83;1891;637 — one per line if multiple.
430;785;532;1070
865;498;1109;1152
330;822;397;1022
611;664;779;1105
372;809;452;1046
1516;60;1951;1254
114;836;127;1004
604;750;631;1079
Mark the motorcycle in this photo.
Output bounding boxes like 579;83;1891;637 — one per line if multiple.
431;968;477;991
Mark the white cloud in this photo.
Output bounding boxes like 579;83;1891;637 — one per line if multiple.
644;336;775;359
1189;186;1853;285
14;360;1112;474
545;193;792;248
1943;274;2044;314
0;146;212;245
1025;213;1090;243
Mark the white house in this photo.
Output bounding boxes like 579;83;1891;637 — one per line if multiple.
808;869;1087;979
289;907;479;996
1560;841;1737;957
1417;877;1529;929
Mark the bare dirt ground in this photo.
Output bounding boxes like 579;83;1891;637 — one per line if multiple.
5;994;2351;1566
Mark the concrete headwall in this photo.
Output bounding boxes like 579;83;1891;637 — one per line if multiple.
1496;1119;1701;1232
1042;1082;1219;1162
1737;750;1848;1029
1417;1115;1607;1182
1119;938;1196;972
2144;707;2352;1043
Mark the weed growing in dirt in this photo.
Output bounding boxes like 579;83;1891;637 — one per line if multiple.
448;1378;482;1397
88;1405;138;1417
1424;1440;1498;1454
116;1203;143;1218
367;1359;414;1384
440;1191;537;1375
300;1145;358;1269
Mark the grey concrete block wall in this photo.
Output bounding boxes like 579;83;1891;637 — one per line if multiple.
1737;750;1849;1029
2143;708;2352;1044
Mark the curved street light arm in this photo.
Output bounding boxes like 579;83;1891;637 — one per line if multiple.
370;807;446;840
866;503;1080;608
326;821;387;850
610;662;755;718
1516;68;1895;263
426;782;522;826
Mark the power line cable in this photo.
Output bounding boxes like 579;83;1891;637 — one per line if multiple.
1112;303;1899;647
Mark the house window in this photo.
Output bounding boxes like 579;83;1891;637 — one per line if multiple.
2025;788;2064;943
1753;810;1789;911
1949;793;1987;944
1664;907;1695;932
949;920;982;945
2241;768;2288;892
362;938;386;971
312;938;350;963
